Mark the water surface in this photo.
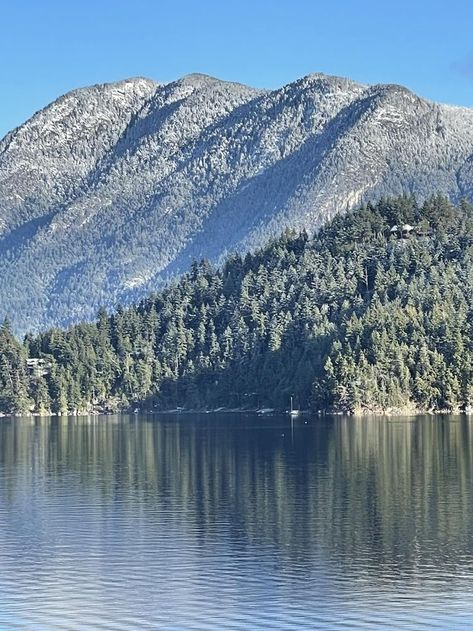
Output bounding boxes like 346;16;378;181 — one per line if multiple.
0;413;472;629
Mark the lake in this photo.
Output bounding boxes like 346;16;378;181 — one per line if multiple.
0;413;472;630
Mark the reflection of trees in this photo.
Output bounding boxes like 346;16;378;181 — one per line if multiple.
0;415;472;576
322;417;473;577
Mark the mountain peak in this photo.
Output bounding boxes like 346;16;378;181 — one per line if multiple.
302;71;364;85
179;72;221;84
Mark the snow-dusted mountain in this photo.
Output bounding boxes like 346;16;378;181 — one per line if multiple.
1;72;473;333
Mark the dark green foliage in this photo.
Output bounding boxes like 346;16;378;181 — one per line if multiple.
0;319;30;413
1;195;472;415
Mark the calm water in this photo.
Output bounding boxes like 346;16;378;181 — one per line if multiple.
0;414;473;630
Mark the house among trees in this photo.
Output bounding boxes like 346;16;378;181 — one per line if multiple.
390;224;414;238
26;358;51;379
415;225;435;237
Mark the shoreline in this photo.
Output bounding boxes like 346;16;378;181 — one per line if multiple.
1;406;472;420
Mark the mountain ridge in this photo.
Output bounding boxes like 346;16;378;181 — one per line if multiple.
1;71;473;334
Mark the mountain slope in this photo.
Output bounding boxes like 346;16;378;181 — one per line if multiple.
1;72;473;334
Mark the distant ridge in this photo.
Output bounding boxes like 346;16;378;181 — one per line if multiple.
1;71;473;333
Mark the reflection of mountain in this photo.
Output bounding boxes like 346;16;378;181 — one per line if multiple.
1;414;473;578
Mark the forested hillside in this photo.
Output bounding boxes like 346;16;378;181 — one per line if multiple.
1;195;472;416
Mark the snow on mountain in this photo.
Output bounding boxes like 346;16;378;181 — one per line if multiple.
1;72;473;333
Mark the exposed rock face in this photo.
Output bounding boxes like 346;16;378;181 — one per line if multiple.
1;72;473;333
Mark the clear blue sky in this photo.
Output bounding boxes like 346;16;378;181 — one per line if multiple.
1;0;472;138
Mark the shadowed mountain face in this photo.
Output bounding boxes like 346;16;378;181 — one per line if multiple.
1;72;473;333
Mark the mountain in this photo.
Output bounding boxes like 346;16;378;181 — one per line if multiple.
1;72;473;334
1;196;472;416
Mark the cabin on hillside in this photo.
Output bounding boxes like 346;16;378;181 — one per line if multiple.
26;358;51;379
390;224;414;239
415;226;435;237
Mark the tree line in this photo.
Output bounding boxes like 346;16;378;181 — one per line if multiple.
1;194;472;416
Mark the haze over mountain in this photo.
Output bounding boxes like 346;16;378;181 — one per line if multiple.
1;71;473;334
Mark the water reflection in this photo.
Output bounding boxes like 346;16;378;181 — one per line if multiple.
0;414;472;629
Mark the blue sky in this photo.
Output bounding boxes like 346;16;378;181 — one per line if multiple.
1;0;472;138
